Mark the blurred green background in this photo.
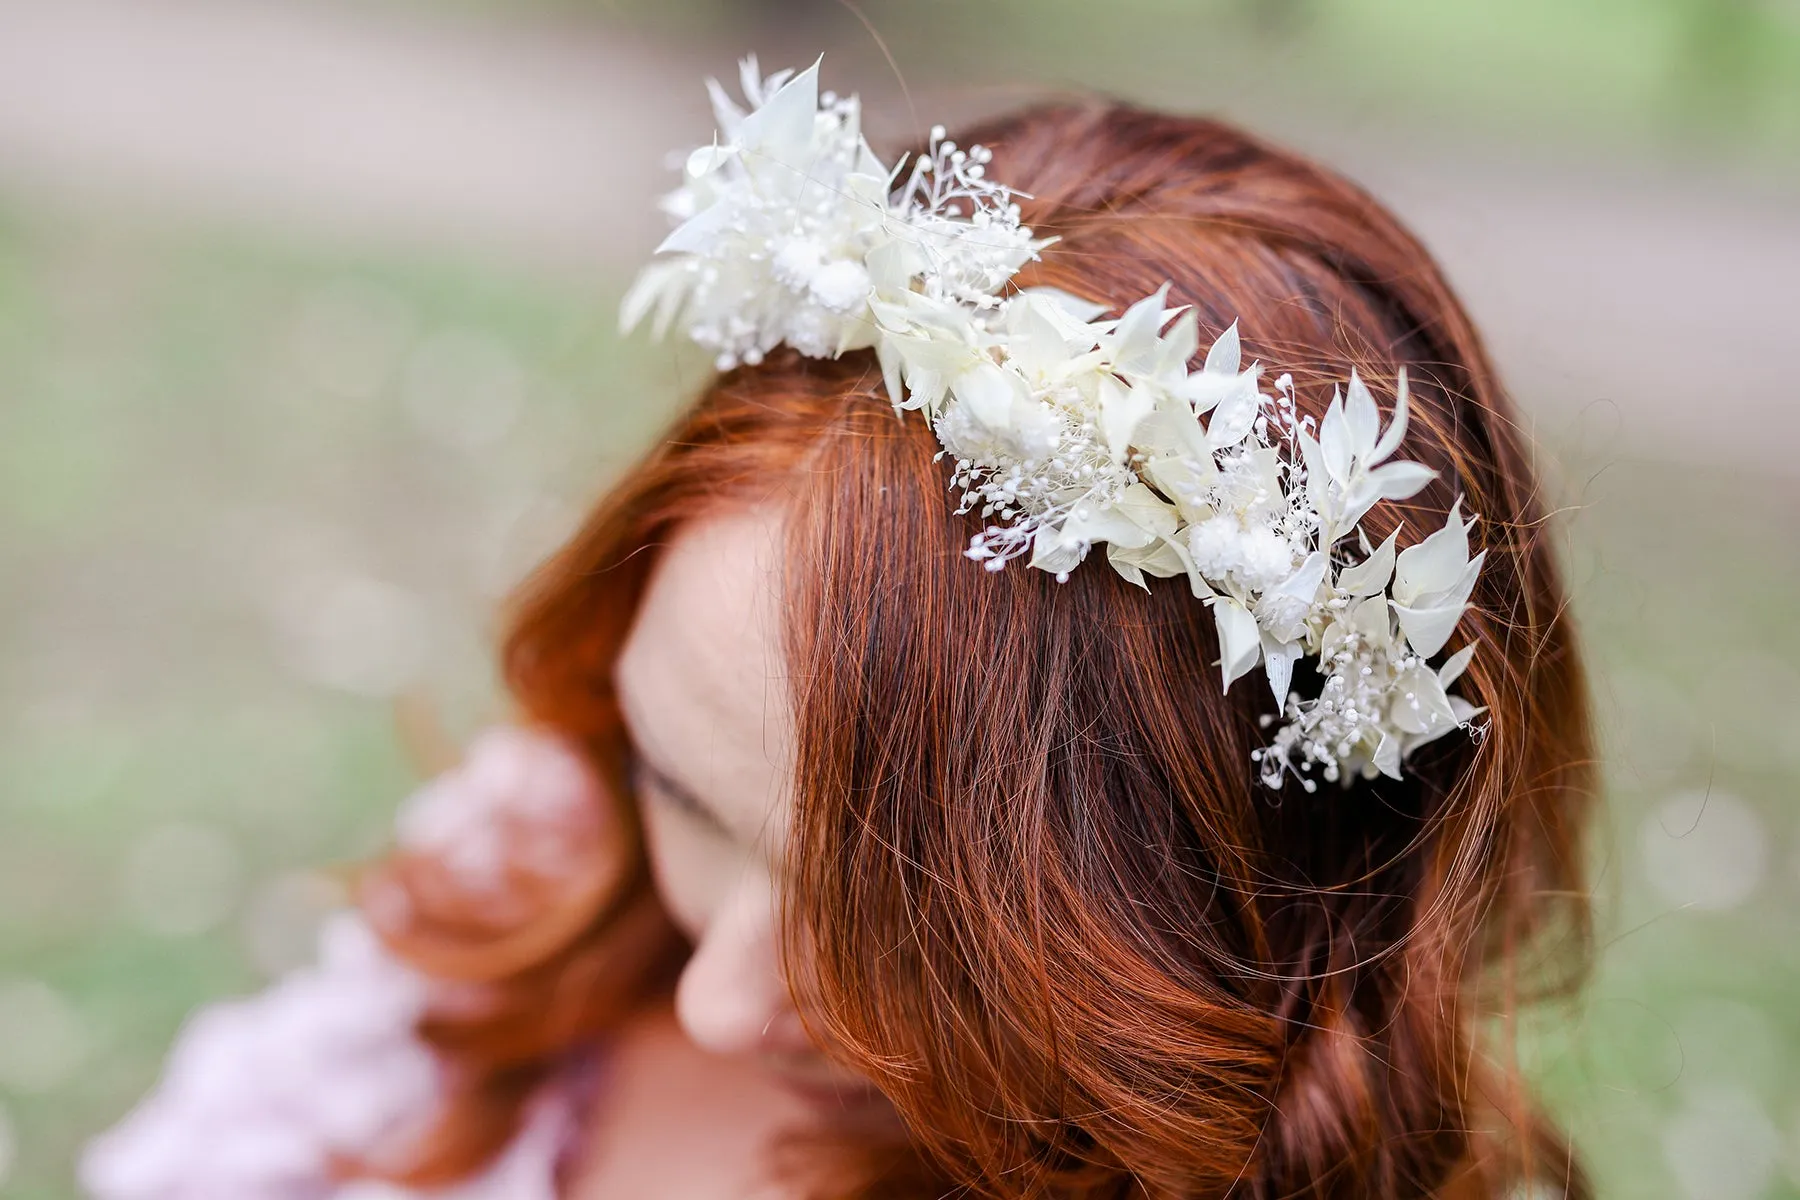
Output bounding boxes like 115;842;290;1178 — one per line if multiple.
1;1;1798;1196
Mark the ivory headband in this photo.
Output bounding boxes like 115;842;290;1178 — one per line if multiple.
623;58;1486;790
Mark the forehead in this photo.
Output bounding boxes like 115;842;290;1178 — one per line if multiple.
613;506;793;839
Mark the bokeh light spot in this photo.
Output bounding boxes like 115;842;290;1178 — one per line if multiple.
286;281;417;400
1671;997;1785;1099
121;821;245;938
239;870;347;978
1640;789;1767;912
0;979;89;1094
401;329;525;450
272;573;433;696
1662;1083;1779;1200
0;1100;15;1190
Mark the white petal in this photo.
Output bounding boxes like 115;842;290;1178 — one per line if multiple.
1408;549;1486;626
1318;610;1350;660
1389;665;1457;736
1007;293;1074;376
1317;388;1352;483
738;54;766;104
1261;634;1304;709
906;367;948;412
852;138;889;184
1349;594;1391;642
865;238;928;293
1157;308;1199;373
706;75;747;137
1139;394;1214;464
1392;500;1471;605
1098;375;1155;463
1372;733;1402;780
735;56;821;170
654;201;735;257
1335;461;1438;542
1370;460;1437;503
1448;697;1487;724
1158;534;1215;600
832;308;879;356
1202;320;1241;377
1061;501;1155;552
1335;479;1383;537
876;339;907;412
1108;536;1188;585
1436;643;1477;688
1110;284;1173;374
1182;367;1248;417
1370;367;1411;464
1396;550;1483;658
1389;600;1465;660
1403;696;1481;756
1029;524;1087;575
1344;369;1380;458
1247;446;1284;498
619;261;681;337
1113;482;1180;538
1337;529;1399;597
952;361;1023;429
1018;285;1109;324
1213;598;1262;692
684;142;738;179
1141;451;1216;521
1108;555;1147;590
1298;430;1330;517
1204;375;1261;449
1272;549;1328;605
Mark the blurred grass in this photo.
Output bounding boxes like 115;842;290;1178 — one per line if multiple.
909;0;1800;154
0;200;676;1196
357;0;1800;164
1;193;1798;1199
1527;452;1800;1198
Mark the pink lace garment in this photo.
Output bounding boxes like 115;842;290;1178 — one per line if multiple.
81;728;605;1199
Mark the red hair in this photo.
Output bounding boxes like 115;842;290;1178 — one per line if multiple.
362;104;1594;1198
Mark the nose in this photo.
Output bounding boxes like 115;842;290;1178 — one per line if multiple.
674;873;802;1057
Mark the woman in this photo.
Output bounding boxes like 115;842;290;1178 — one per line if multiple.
84;59;1595;1199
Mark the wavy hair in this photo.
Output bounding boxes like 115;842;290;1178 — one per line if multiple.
362;104;1595;1199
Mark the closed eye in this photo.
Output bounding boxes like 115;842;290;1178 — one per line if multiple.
628;746;734;839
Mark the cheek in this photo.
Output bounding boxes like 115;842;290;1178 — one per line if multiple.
640;801;739;940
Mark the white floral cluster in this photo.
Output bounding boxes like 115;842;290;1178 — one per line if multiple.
624;57;1488;788
621;56;1041;371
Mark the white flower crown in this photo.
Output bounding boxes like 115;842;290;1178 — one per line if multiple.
622;57;1487;790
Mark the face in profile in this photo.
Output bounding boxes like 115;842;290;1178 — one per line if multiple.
613;505;883;1113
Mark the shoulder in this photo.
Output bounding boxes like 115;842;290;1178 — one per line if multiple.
566;1005;814;1200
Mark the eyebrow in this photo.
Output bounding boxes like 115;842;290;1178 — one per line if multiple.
627;746;735;838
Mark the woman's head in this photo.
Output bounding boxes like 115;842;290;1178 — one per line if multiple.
371;102;1594;1198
